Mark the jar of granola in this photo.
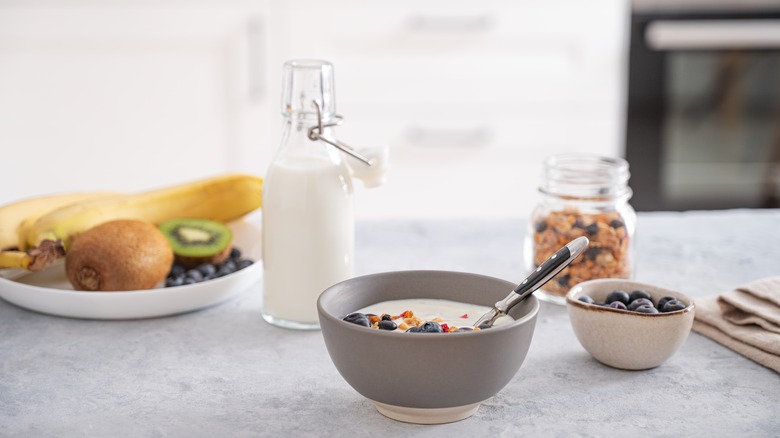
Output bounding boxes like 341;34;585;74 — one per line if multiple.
524;154;636;305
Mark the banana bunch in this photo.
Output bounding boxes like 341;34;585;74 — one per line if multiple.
0;173;263;271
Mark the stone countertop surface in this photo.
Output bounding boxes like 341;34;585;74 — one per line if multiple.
2;209;779;437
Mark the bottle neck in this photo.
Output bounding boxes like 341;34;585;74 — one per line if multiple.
277;116;342;164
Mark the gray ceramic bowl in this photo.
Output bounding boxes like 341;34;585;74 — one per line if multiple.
567;279;695;370
317;270;539;424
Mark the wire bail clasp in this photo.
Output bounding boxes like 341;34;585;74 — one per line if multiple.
307;101;374;166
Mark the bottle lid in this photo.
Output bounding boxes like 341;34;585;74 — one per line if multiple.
281;59;336;120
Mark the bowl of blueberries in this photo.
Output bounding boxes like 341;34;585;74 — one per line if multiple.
566;278;695;370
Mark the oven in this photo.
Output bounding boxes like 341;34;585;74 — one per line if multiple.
625;1;780;211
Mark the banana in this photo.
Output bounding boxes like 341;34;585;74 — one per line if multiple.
0;250;32;270
0;192;116;251
0;173;263;271
0;241;64;270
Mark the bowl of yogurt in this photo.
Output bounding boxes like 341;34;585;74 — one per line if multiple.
317;270;540;424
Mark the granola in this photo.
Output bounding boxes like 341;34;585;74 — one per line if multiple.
532;208;633;297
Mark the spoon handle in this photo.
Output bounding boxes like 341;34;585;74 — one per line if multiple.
474;236;589;327
512;236;588;299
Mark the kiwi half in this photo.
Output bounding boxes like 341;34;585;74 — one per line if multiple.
159;218;233;268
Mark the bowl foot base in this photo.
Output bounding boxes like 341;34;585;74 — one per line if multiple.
371;400;482;424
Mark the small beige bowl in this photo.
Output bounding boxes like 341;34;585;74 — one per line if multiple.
566;279;695;370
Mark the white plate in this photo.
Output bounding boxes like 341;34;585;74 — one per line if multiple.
0;220;263;320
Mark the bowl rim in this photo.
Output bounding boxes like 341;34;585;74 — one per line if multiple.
317;269;541;338
566;278;695;317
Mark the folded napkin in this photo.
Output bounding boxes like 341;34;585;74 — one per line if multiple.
693;276;780;374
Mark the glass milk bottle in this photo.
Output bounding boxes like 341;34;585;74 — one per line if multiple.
262;60;354;330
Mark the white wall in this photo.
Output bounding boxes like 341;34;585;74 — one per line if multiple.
0;0;630;219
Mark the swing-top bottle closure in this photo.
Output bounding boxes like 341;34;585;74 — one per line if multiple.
306;101;389;188
307;101;374;167
308;100;389;188
280;59;388;188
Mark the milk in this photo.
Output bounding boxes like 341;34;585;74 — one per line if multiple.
262;154;354;328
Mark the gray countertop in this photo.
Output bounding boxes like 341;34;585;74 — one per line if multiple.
2;209;779;437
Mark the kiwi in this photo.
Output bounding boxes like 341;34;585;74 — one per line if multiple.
65;219;174;291
158;218;233;268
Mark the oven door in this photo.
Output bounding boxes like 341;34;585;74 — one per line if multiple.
625;11;780;211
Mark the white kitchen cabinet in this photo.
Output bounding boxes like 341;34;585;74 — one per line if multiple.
273;0;630;218
0;0;274;202
0;0;629;220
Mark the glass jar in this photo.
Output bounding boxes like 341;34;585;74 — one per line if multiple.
524;154;637;305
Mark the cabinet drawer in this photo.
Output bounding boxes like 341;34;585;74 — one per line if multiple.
283;0;626;105
336;101;620;165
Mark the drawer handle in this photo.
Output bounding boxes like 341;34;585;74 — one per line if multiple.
405;14;494;33
247;16;266;101
406;126;493;147
646;19;780;50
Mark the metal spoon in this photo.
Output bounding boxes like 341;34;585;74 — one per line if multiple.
473;236;589;328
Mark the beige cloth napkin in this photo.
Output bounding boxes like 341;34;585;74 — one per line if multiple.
693;276;780;374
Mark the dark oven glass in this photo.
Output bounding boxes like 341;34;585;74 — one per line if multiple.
626;10;780;211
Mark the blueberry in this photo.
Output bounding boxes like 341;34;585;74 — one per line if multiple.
196;263;217;278
381;314;392;321
166;276;184;287
183;277;198;285
185;269;204;282
585;223;599;235
635;304;659;314
229;247;242;260
656;296;677;311
661;299;686;313
628;298;654;311
535;221;547;233
629;289;652;303
406;326;421;333
610;219;625;228
378;320;397;331
557;275;571;288
420;321;443;333
216;260;238;277
236;259;254;270
169;264;186;277
343;312;370;327
343;312;366;322
605;290;630;306
583;247;602;260
215;268;229;278
609;301;627;310
578;295;595;305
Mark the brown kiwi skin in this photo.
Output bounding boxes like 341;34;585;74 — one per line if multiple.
65;219;174;291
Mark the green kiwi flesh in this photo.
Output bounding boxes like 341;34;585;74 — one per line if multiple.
159;218;233;267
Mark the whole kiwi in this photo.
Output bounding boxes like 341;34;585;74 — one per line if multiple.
65;219;174;291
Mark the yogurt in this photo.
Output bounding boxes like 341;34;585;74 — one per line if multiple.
355;298;513;331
